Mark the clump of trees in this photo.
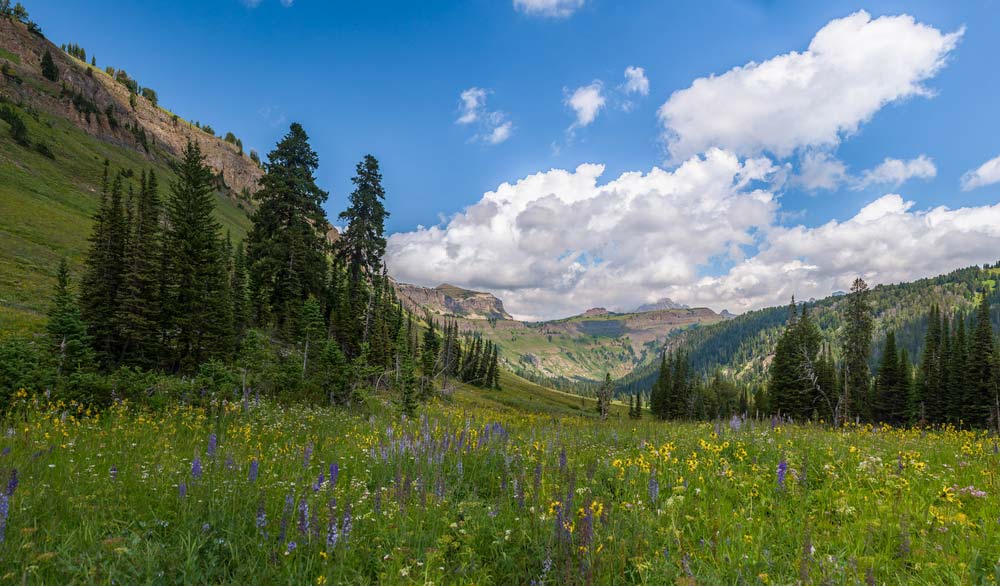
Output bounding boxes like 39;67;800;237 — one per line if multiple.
2;123;503;415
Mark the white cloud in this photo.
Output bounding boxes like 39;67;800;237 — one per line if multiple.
961;155;1000;191
513;0;584;18
621;66;649;97
565;82;606;130
658;11;962;161
457;88;487;125
388;149;778;320
853;155;936;190
673;194;1000;312
795;151;848;191
456;88;513;145
487;121;514;145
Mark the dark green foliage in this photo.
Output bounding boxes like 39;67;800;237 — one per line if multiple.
162;141;233;370
421;319;441;393
873;331;907;424
965;294;995;426
596;373;613;420
114;69;139;94
62;42;86;62
46;259;94;376
338;154;389;286
80;166;128;367
231;240;251;337
141;87;158;107
247;123;329;336
118;171;163;367
0;104;29;145
40;49;57;81
396;329;418;415
841;278;873;422
767;301;824;421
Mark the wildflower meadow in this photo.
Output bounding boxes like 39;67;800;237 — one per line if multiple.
0;385;998;584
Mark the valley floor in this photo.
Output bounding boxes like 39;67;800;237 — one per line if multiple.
0;376;998;584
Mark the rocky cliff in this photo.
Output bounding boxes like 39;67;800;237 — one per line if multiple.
394;282;513;321
1;18;263;196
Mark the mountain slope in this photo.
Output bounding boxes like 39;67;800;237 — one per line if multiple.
619;264;1000;394
0;17;257;332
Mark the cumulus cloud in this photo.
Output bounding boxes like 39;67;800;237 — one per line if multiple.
658;11;962;161
565;82;606;131
960;155;1000;191
513;0;585;18
673;194;1000;312
621;66;649;97
796;153;936;192
795;151;848;191
388;149;778;320
456;88;514;145
853;155;936;190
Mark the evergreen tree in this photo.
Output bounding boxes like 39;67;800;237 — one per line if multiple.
420;319;441;395
47;259;93;375
650;352;671;420
163;141;232;370
119;170;162;367
316;339;349;405
80;170;128;367
396;329;418;416
841;278;873;423
873;331;906;424
247;123;330;335
966;294;995;426
916;305;943;424
231;240;251;338
947;317;968;423
300;295;325;378
40;49;58;81
634;392;642;419
596;373;614;420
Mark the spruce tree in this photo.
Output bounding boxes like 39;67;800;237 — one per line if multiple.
231;240;251;338
40;49;58;81
119;170;162;367
634;392;642;419
841;278;873;424
396;329;418;416
916;305;942;423
47;259;93;375
421;319;441;382
300;295;325;378
163;141;232;370
874;331;905;424
247;123;329;335
80;171;128;368
966;294;995;426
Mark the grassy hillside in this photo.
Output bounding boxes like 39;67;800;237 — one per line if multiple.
0;101;251;333
451;370;633;419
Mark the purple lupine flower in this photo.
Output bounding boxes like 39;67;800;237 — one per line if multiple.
329;462;339;487
313;472;325;493
341;503;352;544
648;475;660;504
225;455;235;471
777;458;788;490
110;465;118;480
179;482;187;498
248;459;259;483
534;463;542;498
278;494;293;543
202;523;211;532
285;541;297;554
192;457;203;480
515;478;525;509
297;499;309;535
559;447;567;474
1;447;10;457
303;443;313;469
207;433;217;459
326;498;338;548
0;493;8;543
6;469;17;496
729;414;743;432
255;503;267;534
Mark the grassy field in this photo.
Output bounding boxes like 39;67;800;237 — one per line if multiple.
0;377;998;584
0;104;251;334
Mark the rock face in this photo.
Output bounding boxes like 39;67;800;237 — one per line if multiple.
394;282;513;321
582;307;610;317
634;297;689;312
1;19;263;196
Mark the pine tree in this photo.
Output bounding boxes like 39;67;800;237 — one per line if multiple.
300;295;325;378
841;278;873;424
966;293;995;426
650;352;670;420
916;305;943;424
874;331;905;424
396;329;418;416
947;317;968;423
247;123;329;335
119;170;162;367
596;373;614;420
634;391;642;419
40;49;58;81
231;240;251;338
316;339;349;405
80;170;128;368
47;259;93;375
163;141;232;370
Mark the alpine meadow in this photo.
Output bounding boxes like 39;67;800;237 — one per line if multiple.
3;1;1000;584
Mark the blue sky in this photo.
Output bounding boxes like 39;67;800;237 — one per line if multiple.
27;0;1000;319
